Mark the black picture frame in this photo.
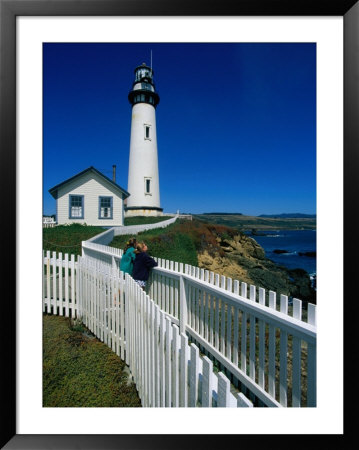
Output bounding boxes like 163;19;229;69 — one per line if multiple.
1;0;356;448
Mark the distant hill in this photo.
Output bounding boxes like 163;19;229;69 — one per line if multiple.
202;212;243;216
194;213;316;231
258;213;316;218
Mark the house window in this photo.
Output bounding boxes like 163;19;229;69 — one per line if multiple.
145;178;151;194
99;196;113;219
69;195;84;219
144;124;151;140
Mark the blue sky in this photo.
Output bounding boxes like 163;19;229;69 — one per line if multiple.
43;43;316;216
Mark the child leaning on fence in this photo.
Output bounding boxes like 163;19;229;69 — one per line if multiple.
132;242;158;290
119;238;137;276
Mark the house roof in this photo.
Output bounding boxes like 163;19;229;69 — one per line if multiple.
49;166;130;199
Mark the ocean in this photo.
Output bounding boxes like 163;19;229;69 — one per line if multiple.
245;229;316;277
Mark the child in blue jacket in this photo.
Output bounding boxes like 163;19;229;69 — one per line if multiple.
132;242;158;290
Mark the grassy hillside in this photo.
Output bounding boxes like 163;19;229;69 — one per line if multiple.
110;218;255;267
42;218;237;267
43;315;141;407
193;214;316;231
42;217;172;256
43;223;106;256
110;220;200;266
124;215;173;226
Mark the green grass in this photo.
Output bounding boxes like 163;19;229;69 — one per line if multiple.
124;215;173;226
43;223;106;257
43;314;141;407
110;220;199;266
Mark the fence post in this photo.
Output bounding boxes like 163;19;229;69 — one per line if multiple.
76;256;80;318
179;275;187;335
237;392;254;407
125;273;130;366
217;372;230;407
307;304;317;407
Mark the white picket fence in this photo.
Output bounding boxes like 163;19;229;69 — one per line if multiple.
123;269;252;407
43;251;253;408
80;241;317;408
44;241;317;408
43;217;56;228
43;251;77;317
147;260;317;408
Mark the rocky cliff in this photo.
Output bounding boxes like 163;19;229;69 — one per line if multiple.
197;229;316;304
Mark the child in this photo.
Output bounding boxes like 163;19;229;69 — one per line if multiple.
119;238;137;276
132;242;158;290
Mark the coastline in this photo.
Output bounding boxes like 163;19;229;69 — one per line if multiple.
245;229;317;283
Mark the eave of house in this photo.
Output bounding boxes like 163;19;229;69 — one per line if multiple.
49;166;130;200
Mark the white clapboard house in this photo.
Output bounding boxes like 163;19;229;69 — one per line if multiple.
49;166;130;226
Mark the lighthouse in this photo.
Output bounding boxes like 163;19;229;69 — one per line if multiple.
125;62;163;217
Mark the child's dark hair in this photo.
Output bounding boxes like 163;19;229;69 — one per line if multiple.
124;238;137;253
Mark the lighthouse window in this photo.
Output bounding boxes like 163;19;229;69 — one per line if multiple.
99;196;113;219
145;179;151;194
144;125;151;140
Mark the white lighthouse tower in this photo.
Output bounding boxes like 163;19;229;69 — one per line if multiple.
125;62;163;217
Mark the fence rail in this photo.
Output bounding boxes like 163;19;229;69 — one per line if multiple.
84;215;179;247
43;251;253;407
114;215;179;236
